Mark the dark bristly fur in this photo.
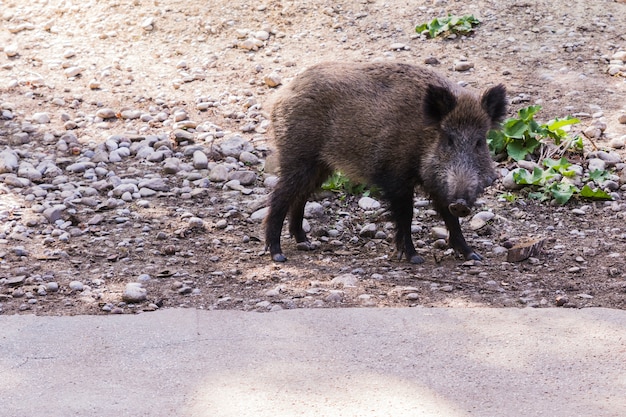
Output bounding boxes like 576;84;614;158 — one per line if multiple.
265;61;507;264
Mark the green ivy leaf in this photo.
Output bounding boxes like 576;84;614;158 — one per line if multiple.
506;137;540;161
547;182;578;205
579;185;612;200
588;169;610;182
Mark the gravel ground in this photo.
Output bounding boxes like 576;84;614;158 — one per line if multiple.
1;0;626;315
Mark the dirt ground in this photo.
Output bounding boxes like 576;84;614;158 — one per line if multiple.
1;0;626;315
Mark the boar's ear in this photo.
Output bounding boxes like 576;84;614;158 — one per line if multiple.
424;84;457;125
481;84;507;124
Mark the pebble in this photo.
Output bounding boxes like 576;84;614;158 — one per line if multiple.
331;273;358;288
470;211;495;230
69;281;84;291
193;150;208;169
358;196;381;210
0;149;19;173
32;112;50;124
303;202;324;218
359;223;378;238
122;283;147;303
453;61;474;71
264;73;282;88
431;227;448;240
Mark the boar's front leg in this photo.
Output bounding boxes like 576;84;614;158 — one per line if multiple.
387;190;424;264
435;203;482;261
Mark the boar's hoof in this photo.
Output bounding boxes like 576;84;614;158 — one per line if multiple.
448;200;471;217
272;253;287;262
296;241;317;251
410;255;425;264
465;251;483;261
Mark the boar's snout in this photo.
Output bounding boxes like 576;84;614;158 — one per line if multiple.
449;199;471;217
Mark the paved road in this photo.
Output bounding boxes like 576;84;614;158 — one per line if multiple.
1;307;625;417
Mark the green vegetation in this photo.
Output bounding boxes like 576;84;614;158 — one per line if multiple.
487;105;581;162
415;14;480;39
321;172;374;198
489;105;614;205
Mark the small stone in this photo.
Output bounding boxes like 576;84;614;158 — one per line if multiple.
239;151;259;165
618;114;626;124
358;196;381;210
228;170;257;186
304;202;324;218
264;72;282;88
587;158;606;172
359;223;378;238
331;273;358;288
64;66;83;78
32;112;50;124
431;227;448;240
46;282;59;292
0;149;19;174
193;150;208;169
470;211;495;230
609;137;625;149
250;207;269;222
43;205;66;223
123;283;147;303
6;276;26;287
5;44;19;57
209;164;229;182
390;43;408;50
69;281;84;291
453;61;474;71
96;108;117;119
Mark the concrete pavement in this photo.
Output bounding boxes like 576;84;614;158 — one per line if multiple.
1;307;625;417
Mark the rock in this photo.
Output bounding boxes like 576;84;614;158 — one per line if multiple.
138;178;169;192
609;137;625;149
0;149;19;173
390;43;408;50
304;202;324;218
96;108;117;119
17;162;42;181
264;72;282;87
470;211;495;230
32;112;50;124
228;170;257;186
4;44;19;57
6;276;26;287
431;227;448;240
331;273;358;288
250;207;269;222
453;61;474;71
193;150;208;169
218;135;253;158
502;168;524;190
239;151;259;165
69;281;84;291
618;114;626;124
358;196;381;210
359;223;377;238
43;205;66;223
209;164;229;182
122;283;147;303
587;158;606;172
596;151;622;167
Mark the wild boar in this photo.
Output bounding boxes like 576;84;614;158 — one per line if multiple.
265;61;506;263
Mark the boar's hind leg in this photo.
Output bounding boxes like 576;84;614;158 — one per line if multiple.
288;166;332;251
388;191;424;264
265;180;292;262
436;204;482;261
265;165;330;262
